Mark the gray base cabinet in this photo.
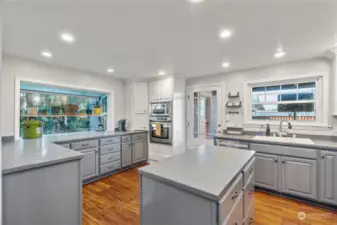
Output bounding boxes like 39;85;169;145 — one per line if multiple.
67;132;148;183
133;141;146;163
255;153;279;191
281;156;317;200
320;151;337;205
3;160;82;225
122;143;132;167
79;148;99;180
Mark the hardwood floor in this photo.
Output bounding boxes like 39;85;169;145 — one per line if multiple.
83;165;337;225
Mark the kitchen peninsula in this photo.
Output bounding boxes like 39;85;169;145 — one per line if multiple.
140;145;255;225
2;130;149;225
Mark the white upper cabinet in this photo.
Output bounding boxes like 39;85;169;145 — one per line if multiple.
149;78;173;101
133;82;148;114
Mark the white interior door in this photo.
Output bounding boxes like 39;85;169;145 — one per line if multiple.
187;85;222;148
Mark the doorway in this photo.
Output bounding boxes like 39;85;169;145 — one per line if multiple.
187;85;222;148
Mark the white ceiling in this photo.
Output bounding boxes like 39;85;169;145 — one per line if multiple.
2;0;337;80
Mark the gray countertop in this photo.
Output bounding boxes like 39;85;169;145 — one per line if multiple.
2;130;148;175
215;134;337;151
140;145;255;201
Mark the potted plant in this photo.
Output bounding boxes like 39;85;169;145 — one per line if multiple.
79;103;86;116
86;103;92;115
51;98;61;115
93;97;102;115
28;102;38;115
64;96;79;115
38;106;47;115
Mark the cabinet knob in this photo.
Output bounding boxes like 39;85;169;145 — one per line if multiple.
274;159;278;163
282;161;285;164
321;155;325;159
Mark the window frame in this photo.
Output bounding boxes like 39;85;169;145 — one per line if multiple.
244;74;328;127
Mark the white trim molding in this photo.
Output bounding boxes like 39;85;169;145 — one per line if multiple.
14;77;115;140
186;82;225;147
243;72;330;129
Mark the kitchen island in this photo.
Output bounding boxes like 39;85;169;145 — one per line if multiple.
139;145;255;225
2;130;149;225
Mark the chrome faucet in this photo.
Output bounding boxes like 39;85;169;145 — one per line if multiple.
279;120;292;137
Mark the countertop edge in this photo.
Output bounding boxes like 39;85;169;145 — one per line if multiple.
140;170;220;201
52;131;148;143
2;154;83;175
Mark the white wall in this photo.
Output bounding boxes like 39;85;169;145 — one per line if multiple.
1;55;125;136
187;58;333;132
0;9;3;225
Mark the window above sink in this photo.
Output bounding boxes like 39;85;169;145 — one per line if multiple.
243;73;329;128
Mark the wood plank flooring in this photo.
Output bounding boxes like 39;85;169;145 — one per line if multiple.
83;164;337;225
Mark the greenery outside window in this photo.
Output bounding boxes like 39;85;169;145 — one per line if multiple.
20;82;108;136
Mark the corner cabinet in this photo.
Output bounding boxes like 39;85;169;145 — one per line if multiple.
281;156;317;200
79;148;99;180
320;151;337;205
254;153;279;191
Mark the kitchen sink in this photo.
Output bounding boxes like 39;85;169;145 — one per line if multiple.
252;136;315;145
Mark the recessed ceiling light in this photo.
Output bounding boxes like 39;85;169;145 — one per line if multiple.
107;68;114;73
158;70;167;76
222;62;230;68
189;0;205;3
274;47;286;58
61;33;75;43
219;29;233;39
41;50;53;58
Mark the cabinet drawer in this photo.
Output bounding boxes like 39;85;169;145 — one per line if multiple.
71;139;98;150
100;136;121;146
122;135;131;143
250;143;317;159
244;174;254;217
60;143;70;148
244;200;254;225
132;133;145;141
243;158;255;185
223;193;243;225
100;152;120;165
100;161;121;174
100;144;121;155
219;173;243;223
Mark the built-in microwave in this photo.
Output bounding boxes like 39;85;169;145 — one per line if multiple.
150;101;172;117
149;121;172;145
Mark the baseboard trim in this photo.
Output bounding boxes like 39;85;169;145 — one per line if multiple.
255;186;337;212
